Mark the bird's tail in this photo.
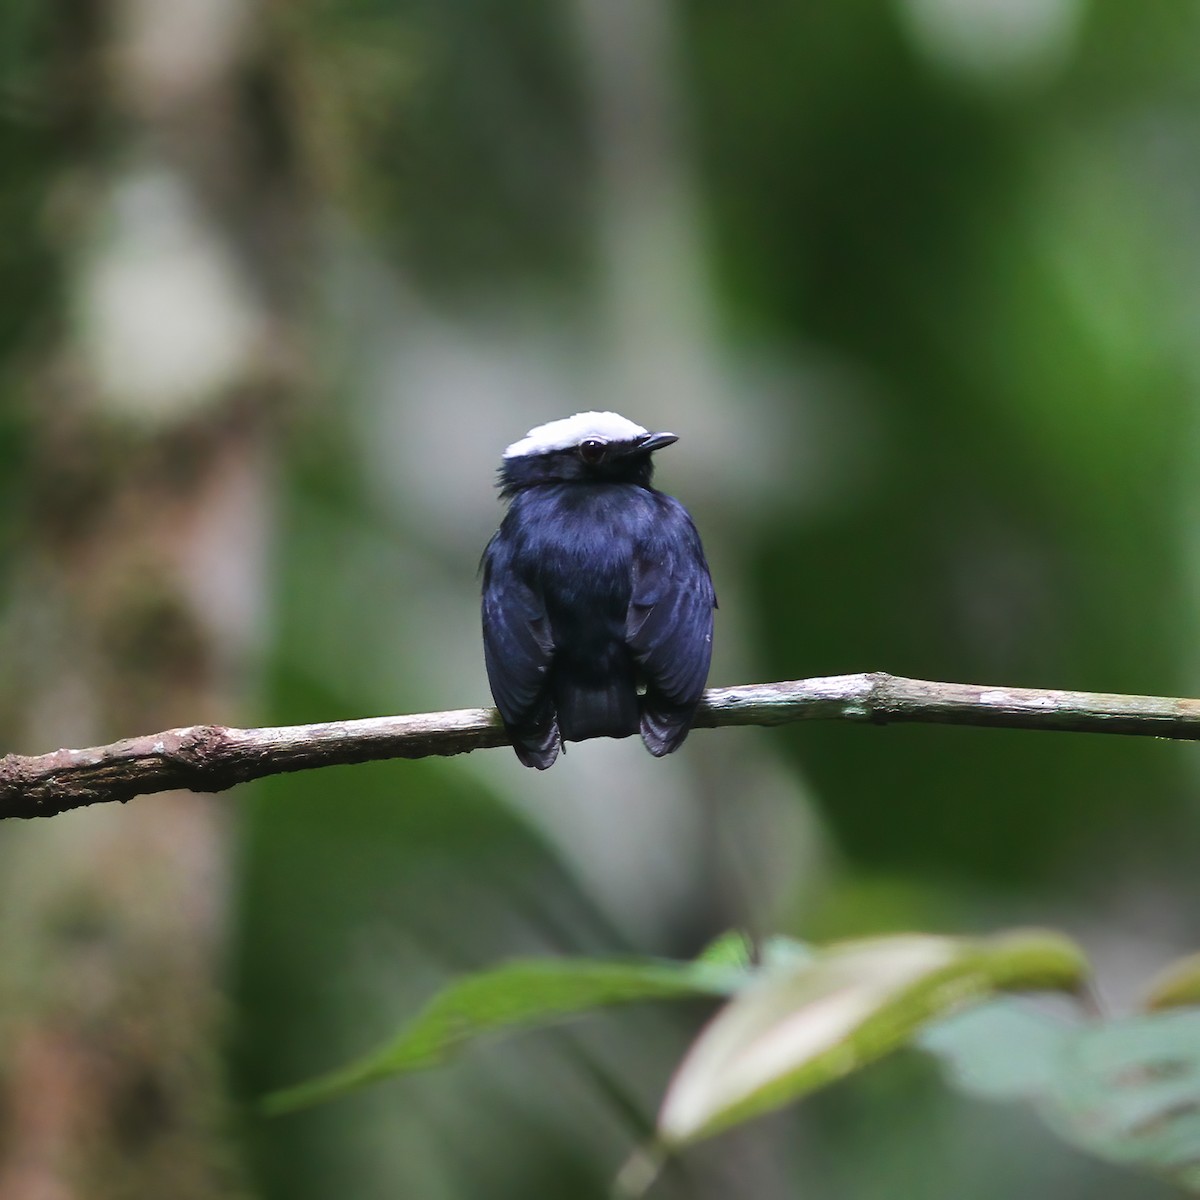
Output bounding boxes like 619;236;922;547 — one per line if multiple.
556;672;640;744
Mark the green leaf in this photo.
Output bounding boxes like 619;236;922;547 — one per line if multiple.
919;998;1076;1100
695;930;756;969
657;929;1088;1146
693;931;815;972
262;954;748;1115
1040;1009;1200;1190
1143;951;1200;1012
923;993;1200;1190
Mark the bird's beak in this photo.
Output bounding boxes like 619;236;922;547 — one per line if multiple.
636;431;679;453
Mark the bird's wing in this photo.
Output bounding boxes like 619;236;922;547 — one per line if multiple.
625;499;716;709
481;536;555;727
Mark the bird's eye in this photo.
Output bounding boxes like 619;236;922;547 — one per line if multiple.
579;439;607;464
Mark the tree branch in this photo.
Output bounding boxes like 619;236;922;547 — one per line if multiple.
4;672;1199;819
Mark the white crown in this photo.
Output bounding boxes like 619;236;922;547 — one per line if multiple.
503;411;650;459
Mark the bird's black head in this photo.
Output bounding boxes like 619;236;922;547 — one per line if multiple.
498;411;679;496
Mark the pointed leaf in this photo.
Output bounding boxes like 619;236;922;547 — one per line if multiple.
695;930;756;969
1143;951;1200;1012
658;929;1087;1145
263;954;748;1115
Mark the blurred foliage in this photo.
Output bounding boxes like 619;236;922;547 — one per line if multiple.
681;1;1195;879
254;928;1200;1197
928;1000;1200;1194
274;0;593;294
261;947;746;1116
3;0;1200;1197
0;1;70;576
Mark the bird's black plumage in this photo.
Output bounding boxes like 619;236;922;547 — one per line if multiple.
481;413;716;769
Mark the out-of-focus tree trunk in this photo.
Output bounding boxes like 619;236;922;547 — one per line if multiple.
0;2;306;1196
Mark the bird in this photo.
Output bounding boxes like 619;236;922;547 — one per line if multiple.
481;411;716;769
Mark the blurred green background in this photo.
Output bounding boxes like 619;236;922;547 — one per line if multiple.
1;0;1198;1196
